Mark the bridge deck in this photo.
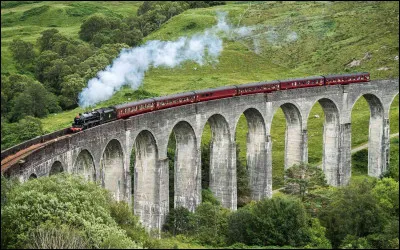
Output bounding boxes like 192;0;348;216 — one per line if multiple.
1;134;72;173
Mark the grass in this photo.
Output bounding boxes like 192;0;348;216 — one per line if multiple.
1;2;399;190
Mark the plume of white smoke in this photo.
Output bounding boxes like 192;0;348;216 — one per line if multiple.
78;10;297;107
79;12;234;107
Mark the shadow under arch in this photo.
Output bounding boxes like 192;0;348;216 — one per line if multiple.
73;149;96;181
351;93;385;177
202;113;235;209
235;108;268;201
270;102;304;190
100;139;125;202
307;98;340;186
169;121;199;212
49;161;63;176
279;103;304;169
132;130;159;230
29;173;37;180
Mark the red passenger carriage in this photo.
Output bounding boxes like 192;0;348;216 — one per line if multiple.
237;80;280;95
324;72;370;85
194;85;238;102
279;76;325;90
115;98;155;119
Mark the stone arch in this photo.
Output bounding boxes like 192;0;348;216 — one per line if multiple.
170;121;199;212
203;114;235;209
73;149;95;181
29;173;37;179
100;139;125;201
308;98;340;186
279;103;304;169
235;108;268;201
49;161;63;176
133;130;159;230
351;93;385;177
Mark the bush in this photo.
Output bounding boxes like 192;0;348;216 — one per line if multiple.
163;206;194;236
318;178;390;248
26;224;89;249
227;196;327;247
1;173;140;249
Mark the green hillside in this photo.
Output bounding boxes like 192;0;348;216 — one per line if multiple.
1;1;399;189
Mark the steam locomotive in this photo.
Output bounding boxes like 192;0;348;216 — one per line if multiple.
70;72;370;132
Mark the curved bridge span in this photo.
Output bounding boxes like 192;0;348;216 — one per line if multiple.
2;79;399;231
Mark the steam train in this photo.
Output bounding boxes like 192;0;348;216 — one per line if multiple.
70;72;370;132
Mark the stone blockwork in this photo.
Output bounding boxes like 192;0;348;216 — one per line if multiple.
4;79;399;232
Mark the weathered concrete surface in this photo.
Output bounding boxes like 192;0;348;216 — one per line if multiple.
4;79;398;232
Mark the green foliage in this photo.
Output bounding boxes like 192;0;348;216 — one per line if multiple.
10;81;61;121
1;173;140;249
79;14;143;47
227;196;320;247
1;1;41;9
318;177;398;248
339;235;372;249
283;163;328;200
79;14;110;42
1;116;44;150
304;218;332;249
201;142;210;189
371;177;399;218
201;188;221;206
9;39;35;70
163;206;194;236
26;224;89;249
383;137;399;181
236;143;251;207
191;202;231;246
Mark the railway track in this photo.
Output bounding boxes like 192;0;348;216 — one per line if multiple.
1;134;72;173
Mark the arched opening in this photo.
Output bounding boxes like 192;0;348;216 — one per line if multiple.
168;121;199;212
133;130;159;229
350;96;371;177
235;108;267;206
29;173;37;179
201;114;234;209
100;139;125;201
49;161;63;176
73;150;95;181
307;98;340;186
350;94;385;177
389;94;399;179
271;103;303;189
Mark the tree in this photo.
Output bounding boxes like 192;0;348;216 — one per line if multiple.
60;74;86;109
1;117;44;152
35;50;59;83
283;163;328;200
227;196;323;247
1;174;140;249
10;81;61;121
318;178;389;248
36;28;60;52
163;206;194;236
79;15;110;42
191;202;230;246
9;39;35;69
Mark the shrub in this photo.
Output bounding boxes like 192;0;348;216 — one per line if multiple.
1;173;140;249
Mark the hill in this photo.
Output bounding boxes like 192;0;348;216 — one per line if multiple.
1;1;399;188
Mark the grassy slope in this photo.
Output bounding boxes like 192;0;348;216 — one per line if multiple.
1;1;399;189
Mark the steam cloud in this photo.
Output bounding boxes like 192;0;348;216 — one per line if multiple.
80;12;235;107
78;11;298;107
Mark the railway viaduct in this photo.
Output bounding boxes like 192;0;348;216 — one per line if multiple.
2;79;399;232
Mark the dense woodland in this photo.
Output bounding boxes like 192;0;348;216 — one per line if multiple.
1;1;399;249
1;1;225;150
